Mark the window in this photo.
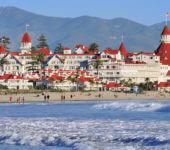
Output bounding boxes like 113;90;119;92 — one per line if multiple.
164;57;168;60
165;50;167;53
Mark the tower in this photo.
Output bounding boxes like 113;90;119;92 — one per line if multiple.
160;25;170;43
20;32;32;54
156;26;170;65
119;42;127;58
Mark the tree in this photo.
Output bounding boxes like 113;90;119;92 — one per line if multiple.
69;77;76;91
59;79;64;91
145;77;150;90
92;59;102;77
0;54;9;72
31;46;37;54
127;78;132;87
153;81;158;91
89;43;99;53
106;47;113;50
54;43;64;54
89;79;94;91
36;52;46;70
37;34;49;49
120;79;126;86
0;36;10;51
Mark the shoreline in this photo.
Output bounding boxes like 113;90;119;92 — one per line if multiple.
0;91;169;103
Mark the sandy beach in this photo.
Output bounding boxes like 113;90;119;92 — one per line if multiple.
0;91;169;103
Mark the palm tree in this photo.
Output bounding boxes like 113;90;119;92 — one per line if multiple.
70;77;76;91
127;78;132;87
59;78;64;91
89;43;99;53
145;77;150;90
89;79;94;91
93;59;102;77
0;55;9;72
75;80;79;91
153;81;158;91
67;76;76;91
36;52;46;70
120;79;126;86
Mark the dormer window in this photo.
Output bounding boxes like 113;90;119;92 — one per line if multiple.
165;50;167;53
164;57;168;60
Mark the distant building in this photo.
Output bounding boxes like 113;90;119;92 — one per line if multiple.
0;26;169;90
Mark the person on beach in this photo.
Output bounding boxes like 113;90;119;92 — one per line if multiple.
22;96;25;104
44;94;47;102
47;94;50;102
9;96;12;104
17;97;21;104
70;94;73;99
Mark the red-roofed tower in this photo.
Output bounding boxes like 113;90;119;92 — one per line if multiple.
20;32;32;54
119;42;127;58
156;26;170;65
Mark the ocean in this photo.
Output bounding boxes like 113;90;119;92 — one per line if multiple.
0;100;170;150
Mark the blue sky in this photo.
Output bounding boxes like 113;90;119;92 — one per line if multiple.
0;0;170;25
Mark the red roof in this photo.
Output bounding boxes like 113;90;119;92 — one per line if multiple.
166;70;170;76
0;45;6;54
0;74;25;80
156;43;170;65
104;82;126;88
78;76;91;82
84;47;89;51
119;42;127;57
158;82;170;87
64;47;71;50
75;45;84;49
21;32;31;43
75;45;89;51
97;55;101;59
48;75;65;81
104;49;119;55
161;26;170;35
37;47;51;55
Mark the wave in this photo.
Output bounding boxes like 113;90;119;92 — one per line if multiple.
0;117;169;149
93;101;170;112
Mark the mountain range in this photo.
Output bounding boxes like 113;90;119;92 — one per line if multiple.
0;6;168;52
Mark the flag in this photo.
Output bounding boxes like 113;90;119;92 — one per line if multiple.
166;13;170;17
26;24;30;27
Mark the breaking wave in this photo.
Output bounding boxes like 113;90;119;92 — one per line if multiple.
93;101;170;112
0;117;170;149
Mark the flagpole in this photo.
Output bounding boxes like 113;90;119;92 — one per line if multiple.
166;13;168;25
26;24;27;32
121;33;124;42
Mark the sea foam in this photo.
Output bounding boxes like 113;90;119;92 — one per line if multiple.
0;117;170;149
93;101;170;112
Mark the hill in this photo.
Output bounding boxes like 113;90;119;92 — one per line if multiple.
0;6;167;52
